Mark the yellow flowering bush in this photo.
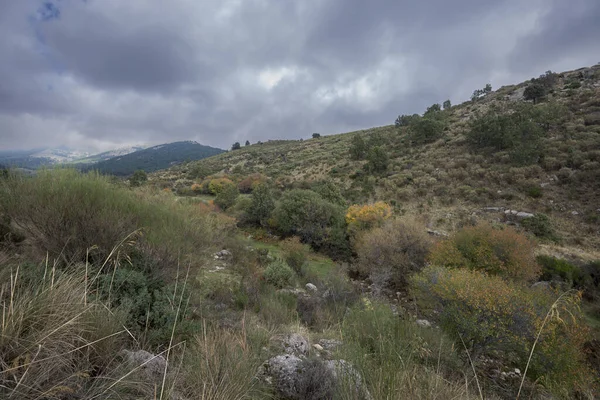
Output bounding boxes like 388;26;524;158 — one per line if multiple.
208;177;235;195
345;201;392;237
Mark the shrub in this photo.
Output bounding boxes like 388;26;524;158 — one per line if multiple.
411;266;593;395
237;173;266;193
186;163;210;179
349;134;368;160
443;99;452;109
537;255;583;286
312;180;346;206
281;236;309;276
365;146;389;173
345;201;392;238
524;82;547;103
231;142;241;150
395;113;420;127
130;169;148;187
521;214;558;241
263;260;295;288
243;182;275;226
312;133;321;139
428;223;540;282
214;183;239;210
208;177;235;195
355;219;432;290
273;189;345;248
467;103;544;165
409;117;445;144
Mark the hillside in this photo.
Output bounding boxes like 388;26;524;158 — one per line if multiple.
158;65;600;251
89;140;225;176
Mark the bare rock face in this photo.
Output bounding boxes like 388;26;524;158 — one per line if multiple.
260;354;304;398
305;283;318;293
271;332;310;356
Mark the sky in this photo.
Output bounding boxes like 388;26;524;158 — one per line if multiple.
1;0;599;152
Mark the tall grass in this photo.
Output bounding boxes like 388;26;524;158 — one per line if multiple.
338;300;479;399
0;262;153;399
0;169;229;269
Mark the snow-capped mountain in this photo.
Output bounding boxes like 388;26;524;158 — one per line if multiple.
30;148;92;163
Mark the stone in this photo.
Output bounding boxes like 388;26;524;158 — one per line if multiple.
571;211;580;216
281;333;310;356
312;344;324;352
426;229;449;237
416;319;432;328
214;249;232;259
318;339;343;351
324;360;373;400
260;354;303;398
531;281;551;290
120;349;166;380
305;283;318;293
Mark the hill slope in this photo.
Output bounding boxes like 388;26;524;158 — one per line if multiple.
90;141;224;176
157;65;600;250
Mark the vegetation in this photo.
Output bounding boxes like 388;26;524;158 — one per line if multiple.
3;63;600;400
428;223;540;282
89;141;223;176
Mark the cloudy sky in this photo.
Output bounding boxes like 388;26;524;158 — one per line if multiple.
1;0;599;152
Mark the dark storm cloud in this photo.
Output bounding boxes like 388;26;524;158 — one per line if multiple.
0;0;598;152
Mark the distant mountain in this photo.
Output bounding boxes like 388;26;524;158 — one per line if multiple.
0;149;52;170
69;146;146;164
31;148;92;163
88;141;224;176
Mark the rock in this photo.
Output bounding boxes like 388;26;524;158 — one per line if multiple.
531;281;551;290
120;349;166;380
214;249;232;260
279;333;310;356
416;319;432;328
305;283;318;293
426;229;449;237
260;354;304;398
325;360;373;400
312;344;324;352
483;207;503;212
516;211;534;219
319;339;343;351
540;182;550;188
277;288;307;296
571;211;580;216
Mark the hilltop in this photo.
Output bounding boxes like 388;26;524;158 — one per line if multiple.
157;65;600;251
88;140;224;176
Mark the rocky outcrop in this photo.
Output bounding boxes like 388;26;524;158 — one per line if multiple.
120;349;166;380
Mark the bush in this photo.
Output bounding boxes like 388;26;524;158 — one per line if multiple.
365;146;389;173
273;189;345;248
130;169;148;187
521;214;558;241
312;180;346;206
537;255;583;286
349;134;368;160
263;260;295;288
208;177;235;195
281;236;309;276
428;223;540;282
467;104;544;165
214;183;239;210
355;219;432;290
243;182;275;226
409;117;445;144
345;201;392;238
395;113;420;127
411;266;593;395
524;82;547;103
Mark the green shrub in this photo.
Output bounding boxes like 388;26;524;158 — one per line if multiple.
273;189;345;248
429;223;540;282
537;255;582;286
365;146;389;173
243;182;275;227
129;169;148;187
521;214;558;241
349;134;368;160
263;260;295;288
281;236;309;276
214;182;239;210
409;117;445;144
467;104;544;165
355;219;432;290
411;266;593;396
